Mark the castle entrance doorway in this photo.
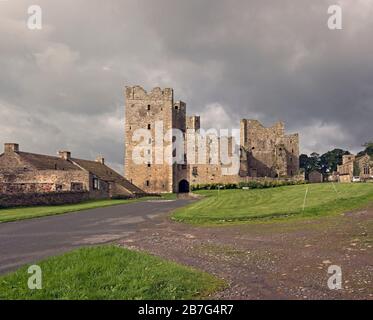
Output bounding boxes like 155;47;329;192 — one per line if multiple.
178;180;190;193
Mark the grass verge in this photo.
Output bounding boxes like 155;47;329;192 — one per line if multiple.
0;245;224;300
0;195;173;223
172;183;373;225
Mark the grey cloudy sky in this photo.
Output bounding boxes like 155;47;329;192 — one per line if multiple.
0;0;372;173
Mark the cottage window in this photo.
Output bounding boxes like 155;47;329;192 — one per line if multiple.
93;177;100;190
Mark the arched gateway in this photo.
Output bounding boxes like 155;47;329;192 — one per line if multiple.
178;180;190;193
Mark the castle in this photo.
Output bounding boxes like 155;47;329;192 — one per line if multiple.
124;86;301;193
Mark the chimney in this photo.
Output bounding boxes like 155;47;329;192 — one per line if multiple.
59;151;71;160
96;156;105;165
4;143;19;153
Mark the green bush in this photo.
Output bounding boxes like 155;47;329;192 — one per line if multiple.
191;179;306;191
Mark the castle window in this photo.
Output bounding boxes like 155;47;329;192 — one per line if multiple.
147;124;151;130
290;157;293;163
129;126;132;130
146;180;150;187
251;147;255;150
175;105;179;110
192;167;198;176
147;105;151;110
148;163;151;168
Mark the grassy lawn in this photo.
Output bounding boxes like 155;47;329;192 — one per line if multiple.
172;183;373;225
0;195;172;223
0;245;224;300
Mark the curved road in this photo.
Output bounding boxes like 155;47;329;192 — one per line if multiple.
0;199;190;275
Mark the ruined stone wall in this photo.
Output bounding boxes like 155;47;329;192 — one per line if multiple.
240;119;300;178
188;135;240;185
124;86;174;193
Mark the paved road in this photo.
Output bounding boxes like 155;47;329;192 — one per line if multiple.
0;199;190;274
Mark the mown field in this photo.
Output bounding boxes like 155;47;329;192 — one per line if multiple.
0;246;223;300
172;183;373;225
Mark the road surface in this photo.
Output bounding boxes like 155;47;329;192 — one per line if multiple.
0;199;190;274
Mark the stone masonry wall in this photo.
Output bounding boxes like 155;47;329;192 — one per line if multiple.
125;86;178;193
0;191;90;208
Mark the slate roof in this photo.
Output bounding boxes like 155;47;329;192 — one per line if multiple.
72;158;145;194
17;152;80;170
4;150;144;194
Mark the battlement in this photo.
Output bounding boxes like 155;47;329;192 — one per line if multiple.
186;116;201;131
241;119;285;132
125;86;173;101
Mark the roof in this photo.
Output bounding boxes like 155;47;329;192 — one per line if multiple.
1;149;144;194
72;158;145;194
17;152;80;170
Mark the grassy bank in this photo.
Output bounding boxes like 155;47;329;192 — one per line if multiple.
172;183;373;225
0;195;171;223
0;245;224;300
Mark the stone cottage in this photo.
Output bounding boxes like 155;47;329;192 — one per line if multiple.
0;143;145;200
337;153;373;182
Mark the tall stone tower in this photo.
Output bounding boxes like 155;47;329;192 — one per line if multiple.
124;86;189;193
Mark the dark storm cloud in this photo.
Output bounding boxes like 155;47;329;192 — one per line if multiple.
0;0;372;173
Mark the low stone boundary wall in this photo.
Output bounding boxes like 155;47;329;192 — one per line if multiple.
0;191;90;208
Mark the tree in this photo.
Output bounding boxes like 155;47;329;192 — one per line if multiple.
357;141;373;157
300;149;351;178
319;149;350;174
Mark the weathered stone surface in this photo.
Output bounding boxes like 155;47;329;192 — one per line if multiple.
124;86;302;193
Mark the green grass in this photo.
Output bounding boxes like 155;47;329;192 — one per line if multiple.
0;246;224;300
172;183;373;225
0;195;172;223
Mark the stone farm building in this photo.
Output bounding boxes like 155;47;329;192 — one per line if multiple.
0;143;145;205
337;153;373;183
124;86;302;193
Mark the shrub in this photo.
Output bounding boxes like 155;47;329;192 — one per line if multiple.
191;179;306;191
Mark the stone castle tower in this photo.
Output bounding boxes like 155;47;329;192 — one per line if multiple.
125;86;302;193
124;86;189;193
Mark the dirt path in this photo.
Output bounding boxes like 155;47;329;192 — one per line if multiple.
118;204;373;300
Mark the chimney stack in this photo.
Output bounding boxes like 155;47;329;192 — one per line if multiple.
96;156;105;165
4;143;19;153
59;151;71;160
